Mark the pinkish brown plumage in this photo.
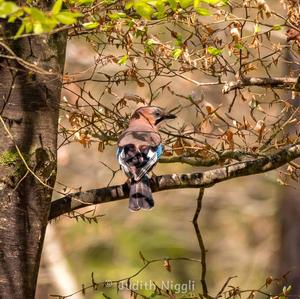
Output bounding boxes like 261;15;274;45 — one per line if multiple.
117;106;176;211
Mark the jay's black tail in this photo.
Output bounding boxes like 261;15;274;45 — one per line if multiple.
129;176;154;211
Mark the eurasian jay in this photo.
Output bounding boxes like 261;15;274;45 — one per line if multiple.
117;106;176;211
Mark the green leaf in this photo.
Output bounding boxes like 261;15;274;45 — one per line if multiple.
200;0;227;5
194;0;211;15
82;21;99;29
103;0;117;4
254;23;260;33
8;9;24;23
52;0;63;14
108;12;127;20
125;0;134;9
56;11;81;24
168;0;177;10
179;0;193;8
149;291;158;298
172;48;182;59
25;20;33;33
153;10;166;18
14;21;25;38
148;0;165;9
117;54;128;65
194;0;200;8
0;1;20;18
174;33;183;46
272;24;282;31
283;285;292;296
42;17;58;31
32;8;46;21
33;22;44;34
195;7;210;15
76;0;96;5
234;43;243;50
145;38;155;53
152;0;166;18
207;46;222;56
133;1;154;19
24;7;46;22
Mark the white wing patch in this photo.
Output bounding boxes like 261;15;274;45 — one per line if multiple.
118;147;159;181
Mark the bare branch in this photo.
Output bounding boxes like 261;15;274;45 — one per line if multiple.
49;143;300;220
222;76;300;94
192;188;211;299
159;150;263;167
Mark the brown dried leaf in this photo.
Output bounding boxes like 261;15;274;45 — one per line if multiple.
286;28;300;42
173;138;184;155
243;117;251;130
254;120;265;143
98;142;105;152
69;113;81;128
204;101;215;114
200;119;214;134
137;80;145;87
164;259;171;272
265;276;273;287
254;120;265;132
74;131;92;148
163;150;173;157
205;105;212;114
230;27;241;42
225;129;234;149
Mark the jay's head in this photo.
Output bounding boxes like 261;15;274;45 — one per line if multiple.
130;106;176;126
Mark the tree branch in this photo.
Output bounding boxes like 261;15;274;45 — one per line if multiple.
222;76;300;93
49;143;300;220
192;188;211;299
159;150;263;167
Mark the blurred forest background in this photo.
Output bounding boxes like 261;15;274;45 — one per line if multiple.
29;0;300;298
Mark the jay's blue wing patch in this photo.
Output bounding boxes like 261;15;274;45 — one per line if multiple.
117;144;163;181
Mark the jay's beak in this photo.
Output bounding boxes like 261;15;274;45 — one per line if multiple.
163;113;176;119
155;110;177;125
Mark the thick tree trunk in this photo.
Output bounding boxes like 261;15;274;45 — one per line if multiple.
0;15;66;299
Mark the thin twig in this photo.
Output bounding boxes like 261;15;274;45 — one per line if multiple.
50;256;201;298
192;188;212;299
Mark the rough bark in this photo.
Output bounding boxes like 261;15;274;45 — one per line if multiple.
0;12;66;299
222;76;300;93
